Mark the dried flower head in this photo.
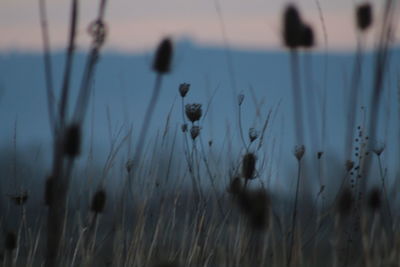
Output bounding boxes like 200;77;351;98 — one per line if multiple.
301;23;314;48
337;187;353;217
242;152;257;180
367;187;381;211
5;231;17;251
179;83;190;97
238;94;245;106
190;125;201;140
356;3;373;31
294;145;305;161
185;103;202;123
91;189;106;214
283;4;303;49
64;123;81;158
153;38;173;74
249;128;259;143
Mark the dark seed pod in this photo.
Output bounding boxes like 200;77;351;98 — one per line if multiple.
337;187;353;217
242;153;256;180
153;38;173;74
301;23;314;48
356;3;373;31
283;4;303;49
91;189;106;213
44;176;54;206
64;123;81;158
367;187;381;211
5;231;17;251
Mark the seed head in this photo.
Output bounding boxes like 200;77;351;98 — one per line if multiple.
337;187;353;217
294;145;305;161
5;231;16;251
249;128;259;143
367;187;381;211
283;4;303;49
190;125;201;140
91;189;106;214
242;152;256;180
153;38;173;74
185;103;202;123
356;3;373;31
64;123;81;158
301;23;314;48
181;123;188;132
179;83;190;97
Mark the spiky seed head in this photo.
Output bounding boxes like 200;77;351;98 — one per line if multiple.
356;3;373;31
190;125;201;140
345;160;354;172
185;103;202;123
44;176;53;206
294;145;305;161
367;187;381;211
249;128;259;143
64;123;81;158
238;94;245;106
283;4;303;49
301;23;314;48
91;189;106;213
179;83;190;97
153;38;173;74
5;231;16;251
337;187;353;216
242;152;256;180
227;177;242;195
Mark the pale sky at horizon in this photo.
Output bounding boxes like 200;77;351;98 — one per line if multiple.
0;0;399;52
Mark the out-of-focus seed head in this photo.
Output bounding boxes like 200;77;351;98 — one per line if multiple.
227;177;243;195
181;123;188;133
345;160;354;172
8;191;28;206
5;231;17;251
283;4;303;49
317;151;323;159
249;128;259;143
153;38;173;74
337;187;353;217
44;176;53;206
242;152;256;180
356;3;373;31
179;83;190;97
91;189;106;214
185;103;202;123
64;123;81;158
301;23;314;48
238;94;245;106
190;125;201;140
367;187;381;211
294;145;305;161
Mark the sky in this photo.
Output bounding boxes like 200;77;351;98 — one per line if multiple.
1;0;399;52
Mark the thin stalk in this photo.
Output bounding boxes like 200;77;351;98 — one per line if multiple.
290;51;304;146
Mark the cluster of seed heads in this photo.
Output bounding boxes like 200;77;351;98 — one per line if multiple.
356;3;373;31
185;103;202;123
153;38;173;74
282;4;315;49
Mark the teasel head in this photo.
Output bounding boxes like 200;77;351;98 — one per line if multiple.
301;23;314;48
337;187;353;217
91;189;106;214
5;231;16;251
153;37;173;74
249;128;259;143
367;187;381;212
283;4;303;49
179;83;190;97
185;103;202;123
64;123;81;158
356;3;373;31
242;152;256;180
190;125;201;140
294;145;305;161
